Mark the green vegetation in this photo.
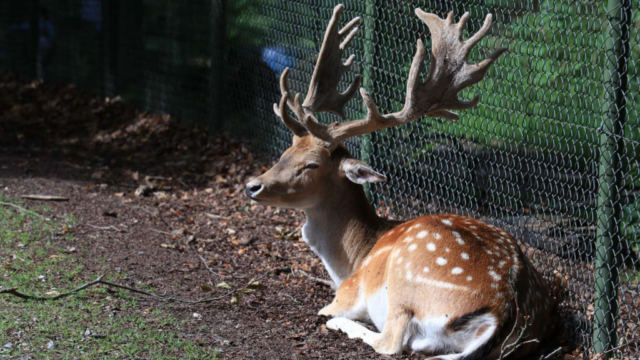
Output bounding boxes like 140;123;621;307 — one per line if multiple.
0;196;219;359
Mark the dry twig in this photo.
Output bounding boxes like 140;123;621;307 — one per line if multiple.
86;224;123;232
196;252;224;278
0;272;271;304
589;338;640;360
20;195;69;201
498;288;540;360
150;228;174;236
0;201;45;219
539;347;564;360
296;268;334;287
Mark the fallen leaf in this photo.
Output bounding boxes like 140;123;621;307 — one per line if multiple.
200;285;213;292
91;171;103;179
216;282;232;289
45;291;60;296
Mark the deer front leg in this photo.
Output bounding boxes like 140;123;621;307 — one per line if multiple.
318;274;365;318
326;317;381;345
327;309;411;355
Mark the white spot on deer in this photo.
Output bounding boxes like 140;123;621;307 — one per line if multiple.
489;270;501;281
491;283;498;289
469;225;477;229
405;262;412;269
433;233;441;240
452;231;461;238
415;276;469;291
451;267;463;275
445;247;450;253
417;231;428;239
426;243;436;251
406;270;413;281
456;237;465;245
436;257;447;266
500;231;507;236
466;276;473;281
498;260;507;268
402;236;414;243
486;250;493;255
423;267;430;273
496;292;504;298
396;257;404;265
461;252;469;260
488;266;494;270
408;244;417;252
442;219;452;226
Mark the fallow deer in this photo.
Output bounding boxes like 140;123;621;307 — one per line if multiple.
246;4;557;359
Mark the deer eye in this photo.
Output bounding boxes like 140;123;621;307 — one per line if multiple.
303;163;320;171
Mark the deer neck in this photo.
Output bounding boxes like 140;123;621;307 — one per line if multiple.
301;183;391;287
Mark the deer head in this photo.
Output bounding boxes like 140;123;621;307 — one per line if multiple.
245;5;506;211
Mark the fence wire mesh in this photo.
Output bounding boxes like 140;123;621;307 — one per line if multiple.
1;0;639;357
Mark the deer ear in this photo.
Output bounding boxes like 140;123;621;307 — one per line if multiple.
340;158;387;184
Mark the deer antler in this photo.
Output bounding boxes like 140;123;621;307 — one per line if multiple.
274;5;506;148
274;5;361;137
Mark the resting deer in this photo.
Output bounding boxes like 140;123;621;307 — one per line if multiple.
246;4;557;359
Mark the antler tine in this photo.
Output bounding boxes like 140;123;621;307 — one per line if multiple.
301;4;362;119
316;9;506;145
273;90;307;137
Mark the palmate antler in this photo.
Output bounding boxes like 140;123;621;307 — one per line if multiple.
274;4;506;148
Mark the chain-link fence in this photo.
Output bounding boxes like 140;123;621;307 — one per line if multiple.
1;0;638;357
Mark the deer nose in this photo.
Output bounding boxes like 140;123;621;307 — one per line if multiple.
245;182;264;198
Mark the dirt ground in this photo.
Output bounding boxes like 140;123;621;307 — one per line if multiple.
0;75;576;359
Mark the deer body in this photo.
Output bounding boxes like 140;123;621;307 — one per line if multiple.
246;4;557;358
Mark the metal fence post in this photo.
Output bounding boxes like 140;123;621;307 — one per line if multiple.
592;0;632;356
360;0;376;202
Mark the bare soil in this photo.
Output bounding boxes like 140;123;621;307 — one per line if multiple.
0;74;574;359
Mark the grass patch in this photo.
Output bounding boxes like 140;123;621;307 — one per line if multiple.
0;196;219;359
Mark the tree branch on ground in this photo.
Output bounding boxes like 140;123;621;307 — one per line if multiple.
0;201;45;219
20;194;69;201
0;271;270;304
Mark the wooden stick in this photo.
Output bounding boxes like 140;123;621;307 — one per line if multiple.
0;272;271;304
20;195;69;201
0;201;44;218
296;268;334;287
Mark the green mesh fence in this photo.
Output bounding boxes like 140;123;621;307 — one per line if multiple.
1;0;638;357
